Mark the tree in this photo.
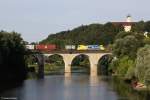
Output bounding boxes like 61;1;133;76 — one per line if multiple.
0;31;27;84
144;37;150;45
117;56;135;77
113;35;141;59
47;54;64;66
40;23;123;46
144;21;150;32
132;21;145;32
135;45;150;83
112;32;145;77
115;31;132;39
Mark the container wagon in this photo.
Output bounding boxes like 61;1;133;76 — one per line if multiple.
35;44;56;51
65;45;76;50
25;45;35;50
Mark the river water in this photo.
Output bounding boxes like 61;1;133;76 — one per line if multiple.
0;75;149;100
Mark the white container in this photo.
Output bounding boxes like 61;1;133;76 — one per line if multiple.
65;45;76;50
25;45;35;50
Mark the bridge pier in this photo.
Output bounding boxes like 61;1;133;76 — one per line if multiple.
89;54;100;77
64;64;71;77
90;64;98;77
65;64;71;73
36;54;44;79
63;54;75;77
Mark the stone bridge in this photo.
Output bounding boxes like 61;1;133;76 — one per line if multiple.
29;51;111;78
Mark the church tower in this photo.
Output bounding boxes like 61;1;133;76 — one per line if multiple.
124;15;132;32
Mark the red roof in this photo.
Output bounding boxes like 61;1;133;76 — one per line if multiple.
112;22;136;26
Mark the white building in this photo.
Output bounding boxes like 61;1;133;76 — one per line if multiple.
112;15;135;32
124;15;132;32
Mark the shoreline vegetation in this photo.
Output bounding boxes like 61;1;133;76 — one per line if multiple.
112;73;149;91
109;31;150;93
0;31;27;93
109;76;150;100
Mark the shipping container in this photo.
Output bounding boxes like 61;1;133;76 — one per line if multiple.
87;45;100;50
65;45;76;50
35;44;56;51
25;45;35;50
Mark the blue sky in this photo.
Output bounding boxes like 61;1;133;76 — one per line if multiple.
0;0;150;42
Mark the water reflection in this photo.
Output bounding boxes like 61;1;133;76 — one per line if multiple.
0;75;149;100
64;73;72;86
89;76;118;100
89;76;101;100
89;76;99;86
64;72;71;78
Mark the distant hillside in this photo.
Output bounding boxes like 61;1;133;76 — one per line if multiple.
40;21;150;48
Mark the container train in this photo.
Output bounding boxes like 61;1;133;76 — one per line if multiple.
25;44;105;51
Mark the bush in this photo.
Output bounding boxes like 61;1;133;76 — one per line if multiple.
144;68;150;87
125;62;135;79
110;56;135;77
135;45;150;83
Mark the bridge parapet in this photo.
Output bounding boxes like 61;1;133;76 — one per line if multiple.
40;50;111;54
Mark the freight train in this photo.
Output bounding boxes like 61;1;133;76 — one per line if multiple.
25;44;105;51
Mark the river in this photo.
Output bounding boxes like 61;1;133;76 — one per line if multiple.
0;75;149;100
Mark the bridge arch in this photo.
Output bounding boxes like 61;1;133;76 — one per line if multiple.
97;54;113;75
71;54;90;74
25;54;45;78
45;54;65;74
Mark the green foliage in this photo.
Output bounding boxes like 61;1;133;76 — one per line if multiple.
144;68;150;87
112;30;150;82
143;37;150;44
144;21;150;32
40;21;150;48
135;45;150;83
72;55;90;67
0;31;25;54
132;21;145;32
79;58;90;67
116;56;135;77
47;54;64;66
71;55;90;73
113;36;138;57
115;31;145;44
98;55;113;75
113;34;142;59
115;31;131;39
0;31;27;82
125;61;135;79
109;77;149;100
40;23;122;46
110;56;135;77
25;55;36;65
109;58;119;72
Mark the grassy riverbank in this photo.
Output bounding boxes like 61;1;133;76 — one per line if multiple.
107;76;150;100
